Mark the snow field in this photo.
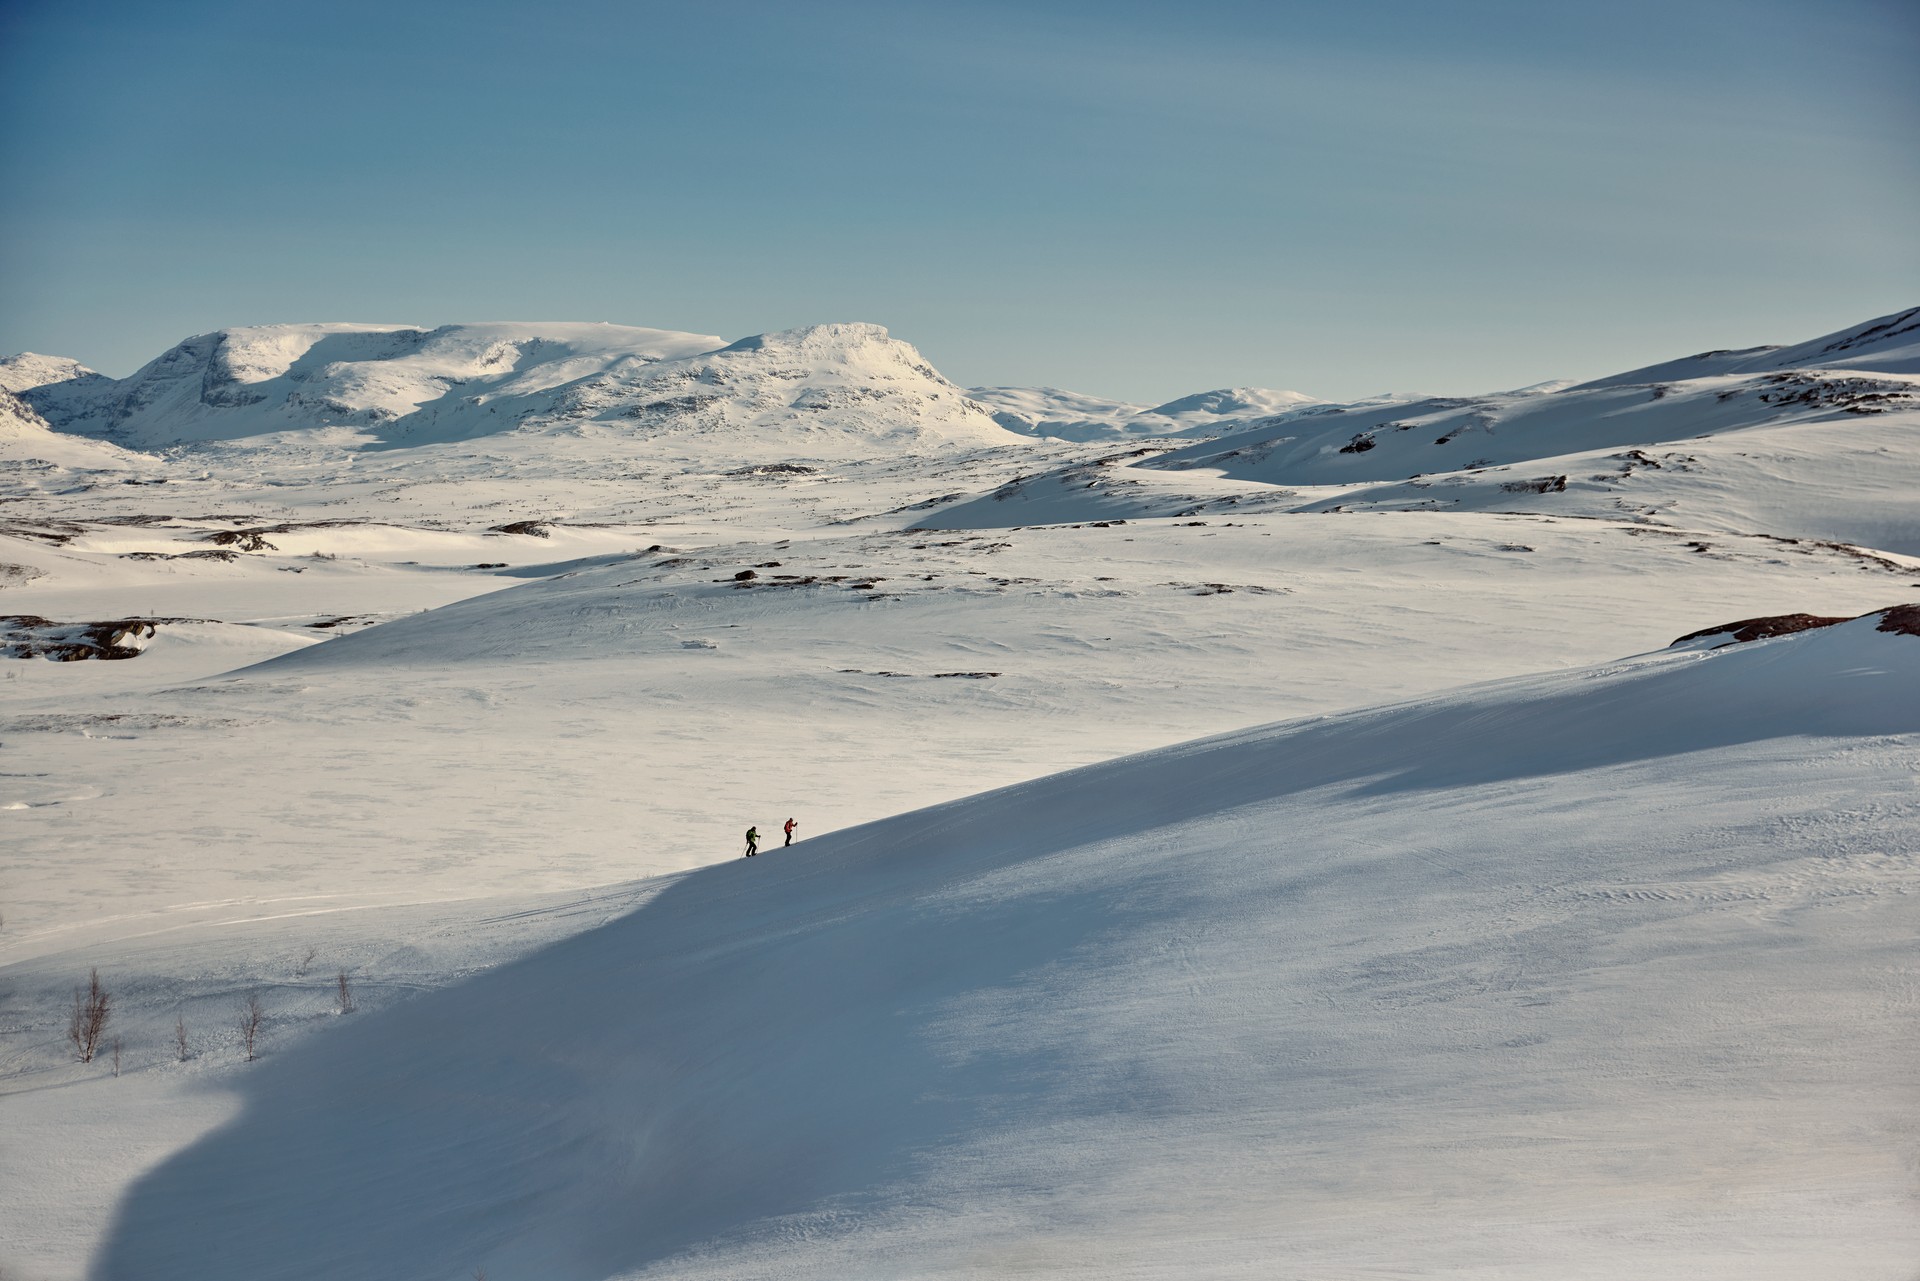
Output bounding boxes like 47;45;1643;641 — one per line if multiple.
2;306;1917;1278
74;614;1920;1280
5;511;1909;945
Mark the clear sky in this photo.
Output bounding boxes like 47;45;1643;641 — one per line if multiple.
2;0;1915;402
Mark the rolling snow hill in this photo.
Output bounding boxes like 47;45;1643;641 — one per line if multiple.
923;307;1920;552
88;607;1920;1280
1572;304;1920;387
1142;308;1920;487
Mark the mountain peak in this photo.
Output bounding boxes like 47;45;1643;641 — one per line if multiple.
0;351;110;396
718;321;894;354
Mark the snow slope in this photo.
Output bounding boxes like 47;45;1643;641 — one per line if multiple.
92;608;1920;1280
0;386;154;471
923;308;1920;548
1132;307;1919;490
1280;414;1920;556
21;322;1021;454
1142;367;1917;489
0;353;113;397
7;506;1905;950
1573;305;1920;386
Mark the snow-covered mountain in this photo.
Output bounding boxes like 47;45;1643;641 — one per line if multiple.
0;385;152;471
17;322;1022;453
1143;307;1920;488
0;352;113;397
908;306;1920;550
969;383;1318;440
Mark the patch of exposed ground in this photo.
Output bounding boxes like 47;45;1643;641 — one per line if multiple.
1874;604;1920;637
0;713;236;734
1671;605;1920;648
1671;613;1853;648
0;615;200;660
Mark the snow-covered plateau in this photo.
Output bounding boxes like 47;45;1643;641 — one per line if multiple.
1;309;1917;1280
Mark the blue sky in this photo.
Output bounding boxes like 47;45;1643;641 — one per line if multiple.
2;0;1914;401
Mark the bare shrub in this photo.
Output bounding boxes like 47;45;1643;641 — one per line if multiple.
336;969;355;1014
111;1037;122;1077
297;945;318;976
239;994;265;1062
67;968;111;1063
174;1013;190;1062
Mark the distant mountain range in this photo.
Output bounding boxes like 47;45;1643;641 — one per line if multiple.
1;322;1011;454
4;307;1915;464
965;384;1321;441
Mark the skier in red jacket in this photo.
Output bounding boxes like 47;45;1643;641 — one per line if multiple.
783;817;797;847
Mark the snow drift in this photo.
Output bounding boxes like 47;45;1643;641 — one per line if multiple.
97;609;1920;1280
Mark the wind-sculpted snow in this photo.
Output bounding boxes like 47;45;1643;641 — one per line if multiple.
97;613;1920;1279
17;321;1021;453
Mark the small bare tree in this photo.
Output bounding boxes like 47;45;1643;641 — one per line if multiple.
239;994;265;1062
67;968;111;1063
111;1037;122;1077
174;1013;191;1062
297;945;318;976
336;969;355;1014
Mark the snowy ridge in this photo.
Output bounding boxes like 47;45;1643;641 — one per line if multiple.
1142;367;1918;488
0;352;112;397
1141;305;1920;487
912;306;1920;549
1573;305;1920;388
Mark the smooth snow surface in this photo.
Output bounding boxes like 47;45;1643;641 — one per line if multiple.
97;614;1920;1280
2;307;1916;1280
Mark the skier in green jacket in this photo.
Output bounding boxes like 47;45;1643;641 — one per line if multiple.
744;826;760;857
